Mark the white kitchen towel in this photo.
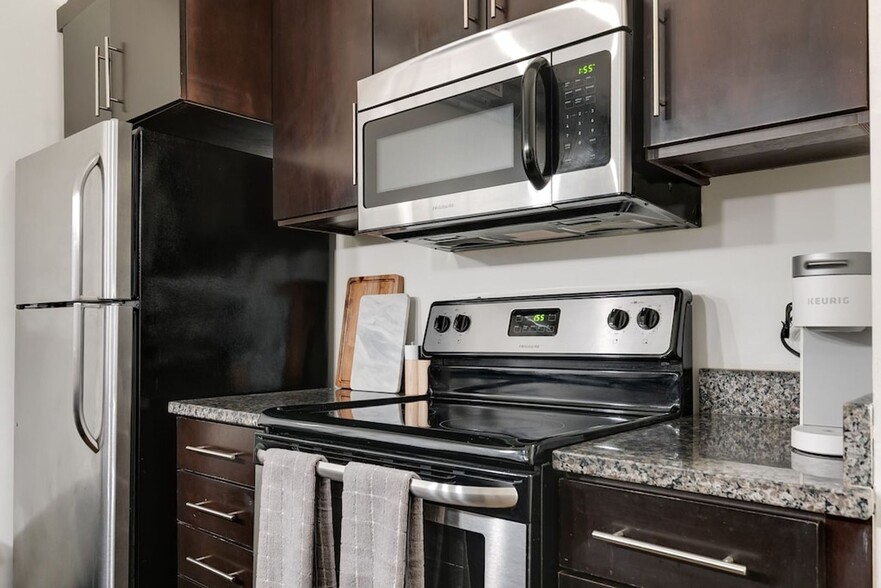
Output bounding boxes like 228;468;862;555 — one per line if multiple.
256;449;337;588
338;462;424;588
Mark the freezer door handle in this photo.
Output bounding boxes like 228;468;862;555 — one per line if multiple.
71;153;104;300
73;304;101;453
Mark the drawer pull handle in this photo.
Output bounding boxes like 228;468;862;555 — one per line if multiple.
186;500;244;521
185;445;242;461
186;555;244;583
591;529;748;577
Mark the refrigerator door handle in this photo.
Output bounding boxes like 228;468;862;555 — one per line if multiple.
71;153;104;300
73;303;101;453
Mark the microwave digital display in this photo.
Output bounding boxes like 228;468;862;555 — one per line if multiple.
554;50;612;173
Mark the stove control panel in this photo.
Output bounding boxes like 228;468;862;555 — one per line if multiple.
423;290;687;356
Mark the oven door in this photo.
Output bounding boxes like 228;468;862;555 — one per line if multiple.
254;444;530;587
357;54;553;235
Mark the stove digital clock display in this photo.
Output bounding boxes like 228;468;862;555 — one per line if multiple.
508;308;560;337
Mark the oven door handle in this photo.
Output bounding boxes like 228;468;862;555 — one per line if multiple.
255;449;519;509
521;56;553;191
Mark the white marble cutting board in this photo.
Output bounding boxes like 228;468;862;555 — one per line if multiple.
350;293;410;393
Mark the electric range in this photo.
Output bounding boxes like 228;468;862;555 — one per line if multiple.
256;289;693;587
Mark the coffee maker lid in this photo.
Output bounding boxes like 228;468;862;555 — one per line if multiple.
792;252;871;278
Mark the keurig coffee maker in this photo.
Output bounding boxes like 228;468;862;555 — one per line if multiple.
790;252;872;457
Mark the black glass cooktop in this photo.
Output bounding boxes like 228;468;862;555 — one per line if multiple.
260;397;668;465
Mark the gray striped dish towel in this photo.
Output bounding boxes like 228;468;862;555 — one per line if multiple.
339;463;424;588
256;449;337;588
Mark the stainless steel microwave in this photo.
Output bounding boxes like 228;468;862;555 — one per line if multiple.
356;0;700;251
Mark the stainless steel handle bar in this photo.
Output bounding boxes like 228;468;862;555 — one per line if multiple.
592;529;748;576
256;449;518;509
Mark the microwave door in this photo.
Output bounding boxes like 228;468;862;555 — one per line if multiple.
358;55;553;234
15;120;133;306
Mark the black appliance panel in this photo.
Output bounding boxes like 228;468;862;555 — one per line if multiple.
134;128;330;587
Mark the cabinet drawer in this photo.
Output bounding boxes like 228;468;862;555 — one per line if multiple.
178;471;255;547
178;576;208;588
177;418;255;487
559;479;822;588
178;523;253;588
559;571;628;587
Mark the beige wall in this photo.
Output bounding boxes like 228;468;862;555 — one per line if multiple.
0;0;65;585
334;156;871;379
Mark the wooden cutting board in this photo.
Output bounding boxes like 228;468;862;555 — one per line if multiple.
335;274;404;389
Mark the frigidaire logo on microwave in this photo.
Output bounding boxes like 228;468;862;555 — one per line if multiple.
432;202;455;211
807;297;851;305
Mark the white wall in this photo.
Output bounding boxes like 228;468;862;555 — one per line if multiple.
0;0;65;585
334;156;871;376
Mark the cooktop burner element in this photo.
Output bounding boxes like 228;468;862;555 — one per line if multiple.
259;288;693;465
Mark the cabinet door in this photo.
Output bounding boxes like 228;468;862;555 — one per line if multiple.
182;0;272;122
486;0;569;28
110;0;181;121
62;0;111;136
273;0;372;221
644;0;868;147
374;0;482;72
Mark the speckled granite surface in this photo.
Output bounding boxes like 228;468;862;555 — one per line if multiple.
168;389;398;427
843;394;873;488
553;415;873;519
699;369;800;419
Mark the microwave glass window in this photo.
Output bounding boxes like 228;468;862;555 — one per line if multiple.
376;104;515;194
553;50;612;173
364;77;528;208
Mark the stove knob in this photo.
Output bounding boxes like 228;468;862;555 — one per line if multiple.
637;307;661;330
434;315;451;333
453;314;471;333
607;308;629;330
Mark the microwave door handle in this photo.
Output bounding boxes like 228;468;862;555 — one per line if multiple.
521;57;552;191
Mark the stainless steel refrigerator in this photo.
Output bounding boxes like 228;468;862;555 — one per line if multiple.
14;120;330;587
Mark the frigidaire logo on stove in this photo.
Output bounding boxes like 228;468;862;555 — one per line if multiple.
807;297;850;305
518;344;541;349
432;202;455;211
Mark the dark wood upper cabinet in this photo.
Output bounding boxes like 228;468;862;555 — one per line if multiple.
182;0;272;122
486;0;570;29
59;0;271;154
272;0;373;230
644;0;868;181
374;0;481;72
374;0;569;72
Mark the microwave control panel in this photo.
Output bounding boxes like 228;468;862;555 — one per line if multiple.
554;50;611;173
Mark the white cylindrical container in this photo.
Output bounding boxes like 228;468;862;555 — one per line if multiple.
791;252;871;330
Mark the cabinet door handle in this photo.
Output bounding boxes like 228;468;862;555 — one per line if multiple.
185;500;244;521
185;445;242;461
490;0;503;19
463;0;478;28
186;555;244;583
352;102;357;186
102;37;124;111
94;46;101;117
651;0;667;117
592;529;748;576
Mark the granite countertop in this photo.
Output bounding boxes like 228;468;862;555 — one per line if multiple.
553;396;874;520
168;389;399;427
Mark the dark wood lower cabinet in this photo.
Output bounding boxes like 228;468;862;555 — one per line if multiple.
559;478;871;588
178;523;254;588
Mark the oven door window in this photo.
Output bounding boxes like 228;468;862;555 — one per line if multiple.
425;519;486;587
363;77;529;208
